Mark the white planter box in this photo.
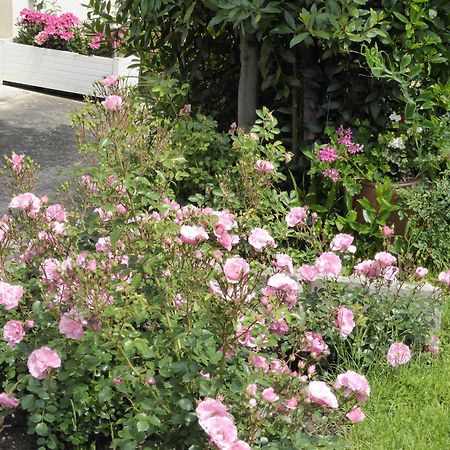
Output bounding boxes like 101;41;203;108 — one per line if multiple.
0;40;139;95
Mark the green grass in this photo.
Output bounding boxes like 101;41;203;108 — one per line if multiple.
347;299;450;450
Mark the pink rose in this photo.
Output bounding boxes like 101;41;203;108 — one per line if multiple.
102;95;123;111
179;225;209;244
285;207;307;227
0;392;20;408
286;397;298;409
59;310;85;340
415;267;428;279
307;381;338;408
346;407;365;423
335;306;355;337
248;228;276;252
3;320;25;347
0;281;24;310
330;233;356;253
267;273;298;293
101;74;118;86
381;226;393;236
262;387;279;403
223;257;250;284
246;384;257;395
274;253;294;274
387;342;411;367
374;252;397;268
9;193;41;216
201;416;238;448
195;398;229;422
298;264;318;282
334;371;370;403
10;152;25;173
255;159;275;173
249;355;269;371
302;332;328;358
315;252;342;278
27;347;61;379
45;204;67;222
269;319;289;336
438;270;450;287
353;259;379;278
228;441;251;450
24;320;35;329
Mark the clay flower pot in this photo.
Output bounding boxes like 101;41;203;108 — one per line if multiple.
353;177;420;235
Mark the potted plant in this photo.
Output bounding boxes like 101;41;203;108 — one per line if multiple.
0;7;139;95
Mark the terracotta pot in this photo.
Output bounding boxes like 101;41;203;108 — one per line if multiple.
353;177;420;235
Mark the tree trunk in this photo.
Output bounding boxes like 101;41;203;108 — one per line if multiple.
238;31;259;130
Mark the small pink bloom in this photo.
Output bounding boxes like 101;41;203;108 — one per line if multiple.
101;74;118;86
270;319;289;336
346;407;365;423
286;397;298;409
334;371;370;403
113;377;123;384
9;193;41;216
145;376;156;384
0;392;20;408
10;152;25;173
180;225;209;244
267;273;298;293
298;264;318;282
262;387;279;403
228;441;251;450
46;204;67;222
195;398;229;422
249;355;269;371
323;168;340;182
415;267;428;279
381;226;393;236
438;270;450;287
27;347;61;379
59;310;85;340
307;381;338;408
248;398;257;408
302;332;328;358
274;253;294;274
315;252;342;278
330;233;356;253
223;257;250;284
335;306;355;337
24;320;35;329
286;207;307;227
201;416;237;448
102;95;123;111
0;281;24;310
3;320;25;347
248;228;276;252
426;335;439;355
387;342;411;367
317;146;338;162
256;159;275;173
374;252;397;268
246;384;257;395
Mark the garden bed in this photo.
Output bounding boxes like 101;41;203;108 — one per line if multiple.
0;41;139;95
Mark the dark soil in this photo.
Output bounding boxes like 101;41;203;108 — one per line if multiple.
0;414;37;450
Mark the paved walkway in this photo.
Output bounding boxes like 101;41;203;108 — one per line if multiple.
0;84;83;212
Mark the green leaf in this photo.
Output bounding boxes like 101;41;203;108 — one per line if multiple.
110;227;123;246
35;422;48;436
290;32;309;48
178;398;193;411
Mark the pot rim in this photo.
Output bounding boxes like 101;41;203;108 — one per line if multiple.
360;175;421;188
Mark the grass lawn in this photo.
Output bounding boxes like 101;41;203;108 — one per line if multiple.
347;298;450;449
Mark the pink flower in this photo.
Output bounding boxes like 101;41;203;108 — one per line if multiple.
113;377;123;384
249;355;269;371
9;193;41;216
286;397;298;409
302;332;329;358
285;207;307;227
262;387;279;403
298;264;318;282
246;384;257;395
101;74;118;87
387;342;411;367
415;267;428;279
248;398;257;408
196;398;229;422
102;95;123;111
267;273;298;293
330;233;356;253
223;257;250;284
335;306;355;337
248;228;276;252
255;159;275;173
3;320;25;347
274;253;294;274
228;441;251;450
381;226;393;236
27;347;61;379
0;281;24;310
307;381;338;408
334;371;370;403
323;168;340;182
315;252;342;278
24;320;34;329
438;270;450;287
317;146;338;162
201;416;238;448
46;204;67;222
346;407;365;423
0;392;20;408
269;319;289;336
180;225;209;244
374;252;397;268
425;335;439;355
10;152;25;173
59;310;85;340
353;259;379;278
145;376;156;384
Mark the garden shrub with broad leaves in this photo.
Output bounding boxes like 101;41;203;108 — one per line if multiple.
0;81;447;449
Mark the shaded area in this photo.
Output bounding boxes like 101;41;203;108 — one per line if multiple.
0;414;37;450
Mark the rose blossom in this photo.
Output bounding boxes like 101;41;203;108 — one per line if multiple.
330;233;356;253
315;252;342;278
274;253;294;274
223;257;250;283
374;252;397;267
59;310;85;340
0;281;24;310
415;267;428;279
286;397;298;409
246;384;257;395
248;228;276;252
10;152;25;173
298;264;318;282
3;320;25;347
285;206;307;227
201;416;238;448
228;441;251;450
101;74;118;86
27;347;61;379
9;193;41;215
102;95;123;111
334;371;370;403
0;392;20;408
302;332;328;358
262;387;279;403
387;342;411;367
346;407;365;423
255;159;274;173
335;306;355;337
438;270;450;287
179;225;209;244
381;225;393;236
307;381;338;408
